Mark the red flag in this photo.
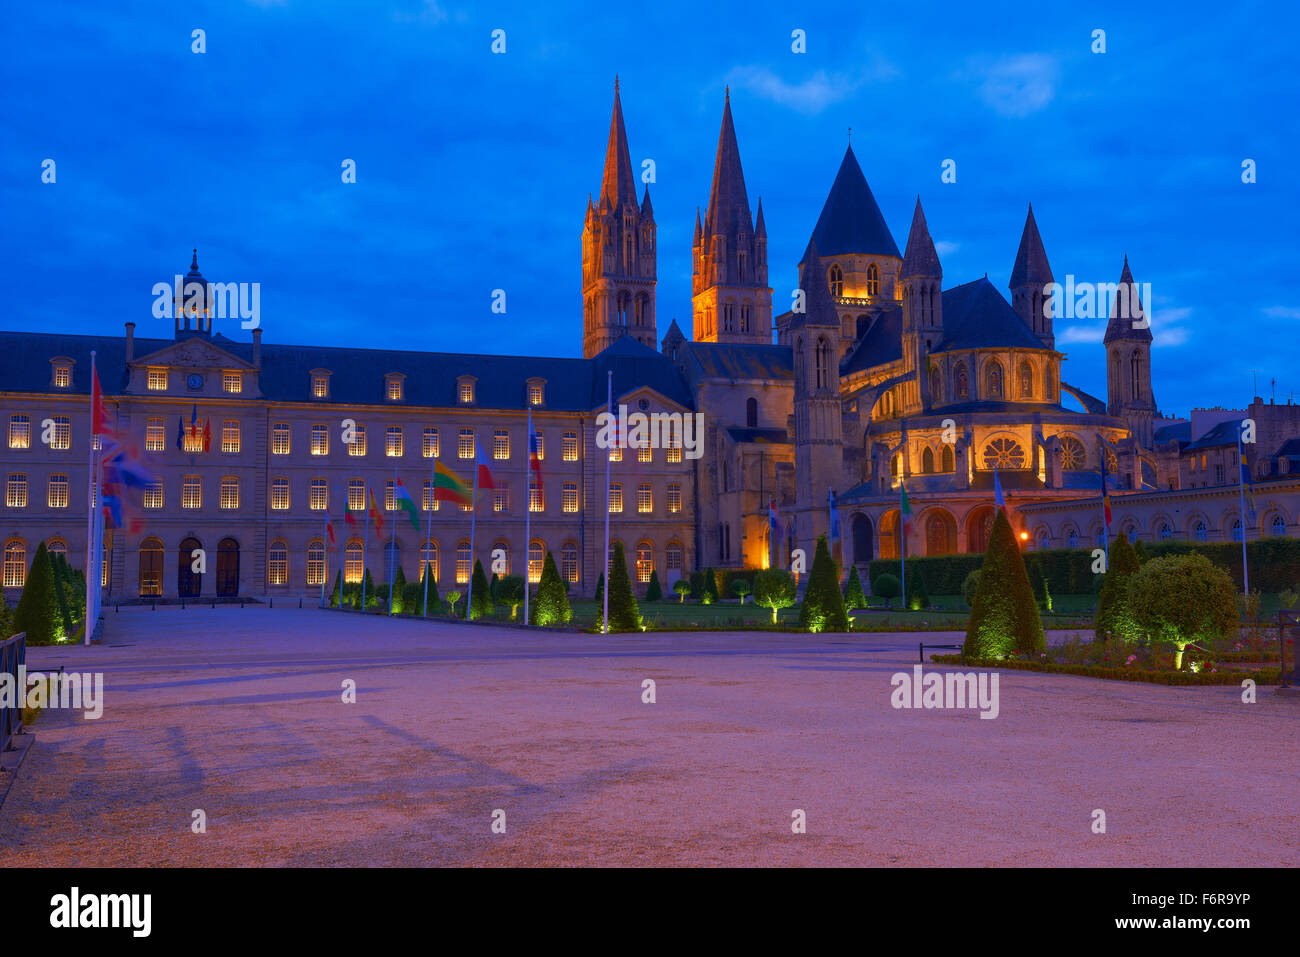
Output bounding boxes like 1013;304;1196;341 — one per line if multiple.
368;488;384;540
475;439;496;490
326;516;336;546
202;417;212;453
91;365;109;436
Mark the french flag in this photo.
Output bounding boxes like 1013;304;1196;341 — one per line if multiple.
528;410;543;491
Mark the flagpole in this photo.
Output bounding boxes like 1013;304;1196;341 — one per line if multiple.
524;410;532;625
336;492;346;610
899;478;906;608
362;480;370;610
84;351;100;644
422;448;435;617
1238;423;1250;596
387;466;397;615
603;372;613;634
320;503;328;608
468;444;479;619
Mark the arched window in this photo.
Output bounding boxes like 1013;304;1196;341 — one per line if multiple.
941;445;954;472
1018;361;1033;398
456;539;472;583
746;397;758;428
982;438;1026;470
492;540;510;576
421;540;438;582
953;363;969;400
268;540;289;586
3;539;26;588
1059;436;1085;470
929;367;942;403
1193;521;1207;543
1271;513;1287;536
1129;350;1141;399
793;337;805;393
1094;527;1106;547
815;337;830;389
866;262;880;296
1159;523;1172;541
828;263;843;297
636;541;653;583
345;539;365;583
891;454;900;477
1046;366;1055;401
921;448;935;473
46;539;67;561
307;539;325;586
1036;528;1050;549
1231;519;1243;543
1066;528;1079;548
985;362;1004;399
528;539;544;584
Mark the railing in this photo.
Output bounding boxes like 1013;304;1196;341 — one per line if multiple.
1;632;26;755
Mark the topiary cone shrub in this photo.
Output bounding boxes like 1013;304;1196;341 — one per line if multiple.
843;566;867;610
13;542;64;645
530;552;572;626
798;535;849;633
645;569;663;602
963;508;1045;659
602;541;641;633
1095;533;1140;642
468;560;491;620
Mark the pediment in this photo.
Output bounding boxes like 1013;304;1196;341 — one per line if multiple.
132;337;253;371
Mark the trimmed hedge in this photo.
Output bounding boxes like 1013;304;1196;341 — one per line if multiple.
930;654;1282;686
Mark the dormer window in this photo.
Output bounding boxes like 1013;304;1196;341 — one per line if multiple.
310;369;331;399
458;376;476;406
386;373;405;402
51;359;73;389
222;371;242;394
147;368;168;392
526;378;546;407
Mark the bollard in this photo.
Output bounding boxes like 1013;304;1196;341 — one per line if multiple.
270;599;273;609
299;598;303;609
152;602;156;611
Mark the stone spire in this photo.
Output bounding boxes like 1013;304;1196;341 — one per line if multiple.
600;77;637;212
901;197;942;279
1009;203;1053;288
703;86;752;241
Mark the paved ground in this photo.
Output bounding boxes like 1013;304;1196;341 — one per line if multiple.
1;607;1295;866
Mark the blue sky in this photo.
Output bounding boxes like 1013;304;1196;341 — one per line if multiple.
3;0;1296;416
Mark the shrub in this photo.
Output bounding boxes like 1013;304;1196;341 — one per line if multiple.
645;569;663;602
445;590;462;617
594;572;604;605
419;573;441;615
903;560;929;610
468;560;491;620
1133;539;1150;564
872;573;901;609
50;553;75;633
754;569;797;623
843;566;867;610
730;578;751;603
701;568;720;604
495;575;526;620
672;579;690;603
798;536;849;633
1096;534;1141;642
13;542;64;645
1124;553;1238;669
329;570;343;608
961;570;981;609
963;508;1045;658
530;552;572;626
603;541;641;633
400;581;422;615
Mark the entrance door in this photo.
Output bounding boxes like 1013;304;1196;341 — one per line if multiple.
178;537;202;597
216;537;240;596
139;538;163;597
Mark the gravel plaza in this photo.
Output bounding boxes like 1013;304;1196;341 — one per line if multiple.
1;606;1295;867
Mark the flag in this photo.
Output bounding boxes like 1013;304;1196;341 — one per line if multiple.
102;492;123;530
769;499;780;545
433;461;473;506
91;365;109;436
993;467;1005;508
1238;430;1257;522
344;495;358;525
393;478;420;529
326;515;336;545
175;415;184;451
190;404;199;439
900;480;912;537
100;436;155;490
368;488;384;540
202;417;212;453
528;411;543;492
475;439;496;490
828;488;841;564
1099;449;1113;526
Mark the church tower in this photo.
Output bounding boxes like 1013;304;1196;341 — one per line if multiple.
582;79;657;358
691;90;772;344
1104;256;1156;447
790;238;844;548
899;198;943;412
1009;204;1054;350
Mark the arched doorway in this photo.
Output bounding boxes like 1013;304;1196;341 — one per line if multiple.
851;513;873;564
966;507;995;555
216;537;240;596
878;510;900;559
924;510;957;556
177;536;202;597
139;537;163;597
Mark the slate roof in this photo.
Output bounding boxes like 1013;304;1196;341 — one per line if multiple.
804;145;900;261
725;427;790;445
934;277;1046;352
1103;257;1153;344
841;307;903;374
679;341;793;382
1008;204;1053;288
1154;421;1192;445
900;198;941;278
1184;419;1242;451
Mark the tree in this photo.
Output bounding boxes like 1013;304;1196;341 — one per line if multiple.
603;541;641;632
672;579;690;603
645;569;663;602
730;578;751;604
445;590;462;617
1133;539;1150;564
1125;553;1237;669
13;542;64;645
496;574;526;620
798;536;849;633
843;566;867;610
420;571;441;615
754;568;797;623
964;509;1045;658
961;570;981;609
904;560;929;610
362;569;376;608
594;572;604;605
329;570;343;608
389;565;408;614
702;568;720;604
1096;533;1141;642
468;560;491;620
872;573;901;609
530;552;572;626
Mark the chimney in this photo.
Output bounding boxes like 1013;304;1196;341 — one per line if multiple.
124;321;135;362
252;327;262;367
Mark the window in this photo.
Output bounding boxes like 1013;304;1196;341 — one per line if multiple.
458;429;475;459
561;543;579;583
312;374;329;398
815;337;830;389
53;363;71;388
387;376;403;401
2;540;25;588
220;476;239;510
311;424;328;456
420;541;438;583
272;423;290;455
306;540;325;586
667;483;681;513
922;448;935;473
386;426;403;458
1019;361;1033;398
221;419;240;453
529;475;543;513
1214;464;1224;484
746;397;758;428
1059;436;1085;470
144;417;165;452
528;541;544;584
1159;523;1172;541
562;482;579;513
666;543;683;576
609;446;622;463
310;478;327;511
148;368;168;391
954;363;969;400
423;428;439;458
1272;514;1287;536
345;541;364;583
562;432;579;462
50;416;71;450
636;543;653;583
493;485;509;512
1067;529;1079;548
985;362;1004;399
941;445;955;472
458;380;475;405
1193;521;1207;542
348;479;365;511
982;438;1026;470
1231;519;1243;542
528;383;544;406
637;445;652;464
422;481;439;512
183;475;202;509
456;540;471;583
271;477;290;510
666;439;682;464
7;473;28;508
47;474;69;508
866;262;880;296
8;415;31;449
828;263;843;297
268;541;288;586
143;481;163;509
349;425;367;456
532;433;544;461
609;483;623;513
494;429;510;460
182;423;204;453
223;372;242;394
637;483;653;513
384;481;397;512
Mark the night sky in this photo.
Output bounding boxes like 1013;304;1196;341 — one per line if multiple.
3;0;1295;415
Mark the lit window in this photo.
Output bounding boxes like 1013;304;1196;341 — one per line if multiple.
562;543;578;583
182;475;202;509
666;440;682;464
349;425;367;456
459;380;474;405
638;483;653;513
528;475;543;512
6;474;28;508
636;544;653;583
492;542;510;575
220;476;239;510
47;474;69;508
420;541;438;583
494;485;509;512
50;416;71;450
532;433;544;461
666;544;683;575
385;481;397;512
143;481;163;509
386;426;403;458
223;372;242;394
147;368;168;391
221;419;241;453
272;423;290;455
387;377;403;401
528;383;544;406
458;429;474;459
312;374;329;398
456;541;471;583
347;479;365;511
562;432;579;462
310;478;327;511
461;500;473;513
268;541;288;585
528;541;544;583
53;364;71;388
8;415;31;449
182;422;204;453
3;540;26;588
562;482;578;513
306;540;325;586
345;541;364;583
667;483;681;513
638;445;652;464
423;428;439;458
494;429;510;460
422;480;440;512
609;447;622;463
609;483;623;513
145;417;165;452
311;424;328;456
102;543;110;586
270;477;290;511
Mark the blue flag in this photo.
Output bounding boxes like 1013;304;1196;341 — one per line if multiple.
175;415;184;450
994;467;1005;508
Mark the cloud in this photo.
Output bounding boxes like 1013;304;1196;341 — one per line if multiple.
972;54;1058;117
935;240;959;256
393;0;448;24
1263;306;1300;319
726;55;896;115
1059;323;1107;344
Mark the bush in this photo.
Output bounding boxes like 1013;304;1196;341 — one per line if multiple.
799;536;849;633
594;572;604;605
1096;534;1140;642
754;568;797;623
602;541;641;633
843;566;867;610
872;573;901;608
730;579;751;603
419;572;441;615
964;508;1045;659
1124;553;1238;669
672;579;690;603
530;551;572;626
903;560;929;610
50;553;76;633
13;542;64;645
495;575;526;620
400;581;422;615
961;570;981;609
468;560;491;620
445;590;462;617
645;570;663;602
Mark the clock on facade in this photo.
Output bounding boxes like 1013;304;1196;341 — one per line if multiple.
187;373;204;389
